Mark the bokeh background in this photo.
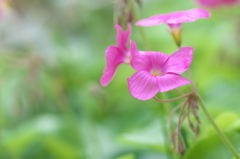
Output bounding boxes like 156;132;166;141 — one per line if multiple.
0;0;240;159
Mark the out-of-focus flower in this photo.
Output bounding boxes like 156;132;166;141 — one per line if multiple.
100;23;131;87
114;0;141;25
127;40;193;100
0;0;6;15
196;0;240;8
0;0;13;17
136;9;210;47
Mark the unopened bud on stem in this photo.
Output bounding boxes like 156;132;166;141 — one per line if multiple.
168;23;182;48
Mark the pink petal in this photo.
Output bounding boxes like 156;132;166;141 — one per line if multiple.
115;23;131;50
127;70;159;100
136;8;210;27
129;40;141;58
157;73;192;92
166;9;210;24
130;40;169;71
136;14;168;27
163;47;194;74
100;46;125;86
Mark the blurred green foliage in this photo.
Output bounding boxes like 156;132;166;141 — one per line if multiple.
0;0;239;159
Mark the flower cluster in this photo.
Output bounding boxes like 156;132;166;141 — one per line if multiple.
100;8;210;101
99;4;240;157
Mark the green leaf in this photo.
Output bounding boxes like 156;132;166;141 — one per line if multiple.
116;153;135;159
184;132;240;159
207;111;239;134
5;131;38;155
228;120;240;132
118;120;166;152
45;136;80;159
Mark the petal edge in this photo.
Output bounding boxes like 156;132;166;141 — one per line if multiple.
157;73;191;92
128;70;159;100
100;46;125;86
163;46;194;74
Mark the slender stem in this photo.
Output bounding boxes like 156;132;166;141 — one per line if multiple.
169;101;185;127
153;93;192;103
176;88;184;95
158;108;172;159
159;93;171;114
137;26;151;50
176;101;188;136
170;13;240;158
187;102;195;134
158;93;174;159
179;113;187;126
197;95;240;159
187;69;193;82
130;0;151;50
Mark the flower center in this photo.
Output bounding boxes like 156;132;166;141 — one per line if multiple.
124;50;131;64
150;69;162;76
125;56;130;64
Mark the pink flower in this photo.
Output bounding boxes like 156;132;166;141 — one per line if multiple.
128;40;193;100
136;9;210;47
136;8;210;27
196;0;240;7
100;24;131;87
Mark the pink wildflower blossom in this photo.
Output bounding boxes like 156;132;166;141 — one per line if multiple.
136;8;210;27
128;40;193;100
136;9;210;47
196;0;240;7
100;23;131;87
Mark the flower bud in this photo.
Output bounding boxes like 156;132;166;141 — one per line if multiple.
168;24;182;48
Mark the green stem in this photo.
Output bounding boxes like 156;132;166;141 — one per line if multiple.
130;0;151;50
197;95;240;159
159;93;171;114
153;92;192;103
159;93;174;159
137;25;151;50
171;11;239;159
